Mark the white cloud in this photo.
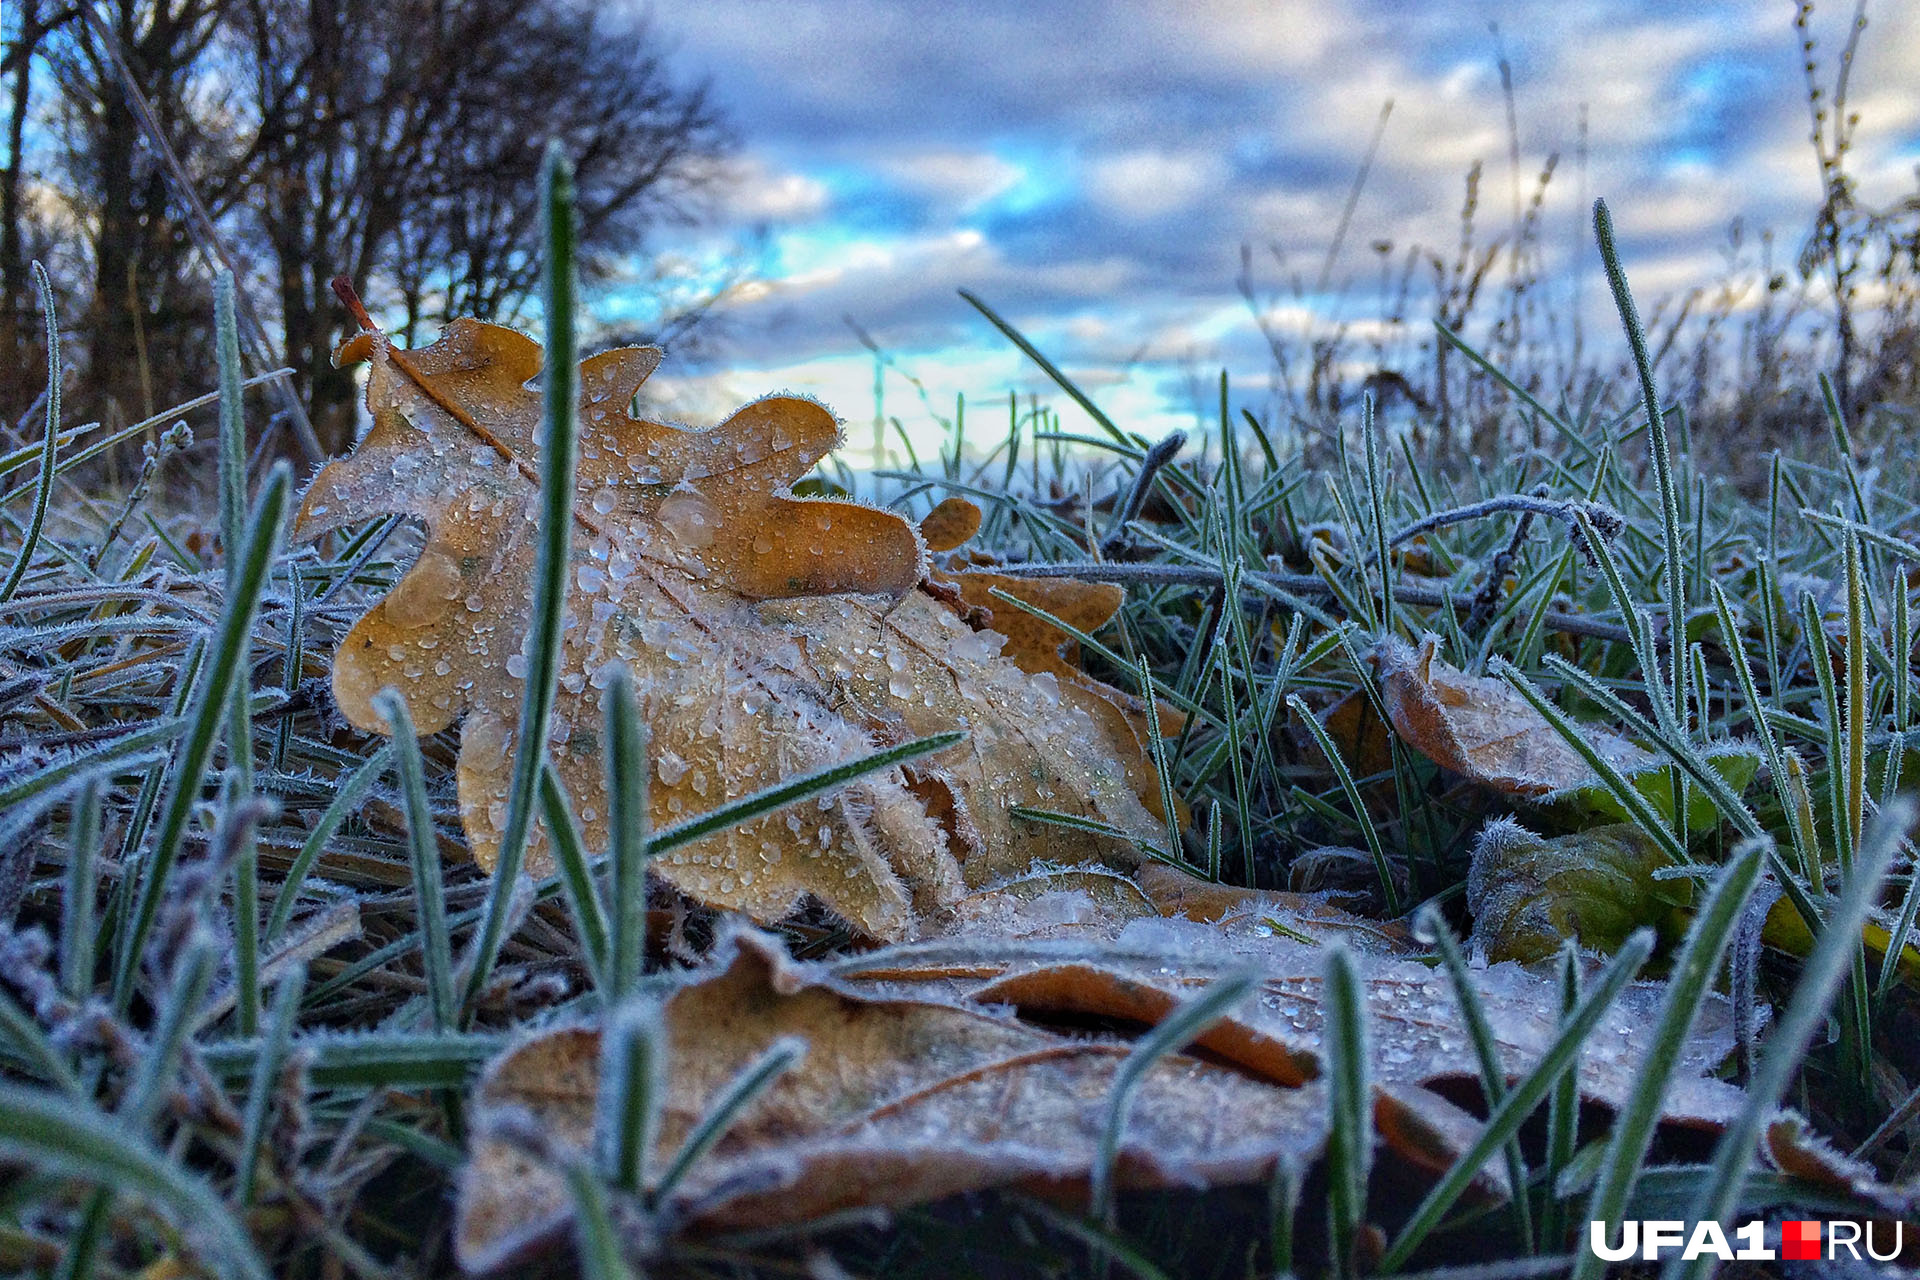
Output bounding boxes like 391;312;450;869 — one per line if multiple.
878;150;1025;213
1086;150;1227;221
635;0;1919;441
721;157;832;222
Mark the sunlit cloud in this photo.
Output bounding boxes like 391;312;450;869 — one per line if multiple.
628;0;1920;459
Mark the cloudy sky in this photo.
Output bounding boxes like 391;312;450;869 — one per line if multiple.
622;0;1920;456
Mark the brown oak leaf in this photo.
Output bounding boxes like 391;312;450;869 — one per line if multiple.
1376;634;1654;798
457;922;1754;1267
296;320;1163;940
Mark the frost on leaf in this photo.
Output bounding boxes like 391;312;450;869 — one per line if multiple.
1466;817;1691;963
457;924;1754;1269
296;320;1164;939
1376;634;1653;797
455;928;1329;1268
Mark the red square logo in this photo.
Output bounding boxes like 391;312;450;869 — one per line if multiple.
1782;1221;1822;1261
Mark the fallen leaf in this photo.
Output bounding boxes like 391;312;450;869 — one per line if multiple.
917;496;982;552
1765;1113;1920;1219
1548;742;1760;830
935;520;1183;824
297;321;1165;939
1135;861;1418;953
458;923;1753;1269
833;919;1744;1127
456;928;1330;1269
1466;817;1692;963
1376;634;1653;798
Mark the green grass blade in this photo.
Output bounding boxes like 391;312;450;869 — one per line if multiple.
960;289;1135;451
539;762;610;990
1288;694;1400;913
1492;659;1689;865
0;264;60;604
1091;968;1259;1221
655;1035;806;1201
0;989;83;1095
605;667;650;1001
564;1161;637;1280
1668;800;1910;1280
1568;843;1763;1280
215;271;262;1038
375;689;456;1032
1378;929;1656;1273
0;1083;268;1280
200;1031;501;1090
1538;944;1581;1253
1593;201;1688;848
264;742;393;941
1323;944;1370;1277
461;142;580;1023
1418;907;1534;1252
647;731;966;859
113;465;289;1012
236;961;305;1207
597;999;663;1194
60;779;103;1000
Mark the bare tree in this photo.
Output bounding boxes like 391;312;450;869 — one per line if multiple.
228;0;726;450
4;0;728;448
40;0;236;427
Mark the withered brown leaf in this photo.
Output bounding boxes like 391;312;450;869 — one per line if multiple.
297;321;1164;940
458;922;1753;1268
456;929;1330;1269
1376;634;1654;797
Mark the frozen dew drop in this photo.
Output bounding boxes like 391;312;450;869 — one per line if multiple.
657;489;719;548
656;750;690;786
464;712;512;773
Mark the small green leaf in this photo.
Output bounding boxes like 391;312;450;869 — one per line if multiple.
1468;818;1691;962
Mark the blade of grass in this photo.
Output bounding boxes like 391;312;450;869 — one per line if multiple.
1288;694;1401;914
1377;929;1656;1273
1324;944;1370;1278
375;689;456;1031
1667;799;1909;1280
1594;200;1689;852
564;1161;637;1280
217;273;262;1036
264;742;393;941
605;667;650;1001
0;989;83;1095
648;730;966;858
539;762;610;990
598;1000;663;1195
1537;944;1581;1253
461;142;580;1023
236;962;304;1207
0;1083;268;1280
1091;968;1259;1221
60;779;103;1000
960;289;1135;452
1567;842;1763;1280
0;264;60;604
655;1035;806;1202
1491;658;1689;865
113;465;289;1013
1418;907;1534;1252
